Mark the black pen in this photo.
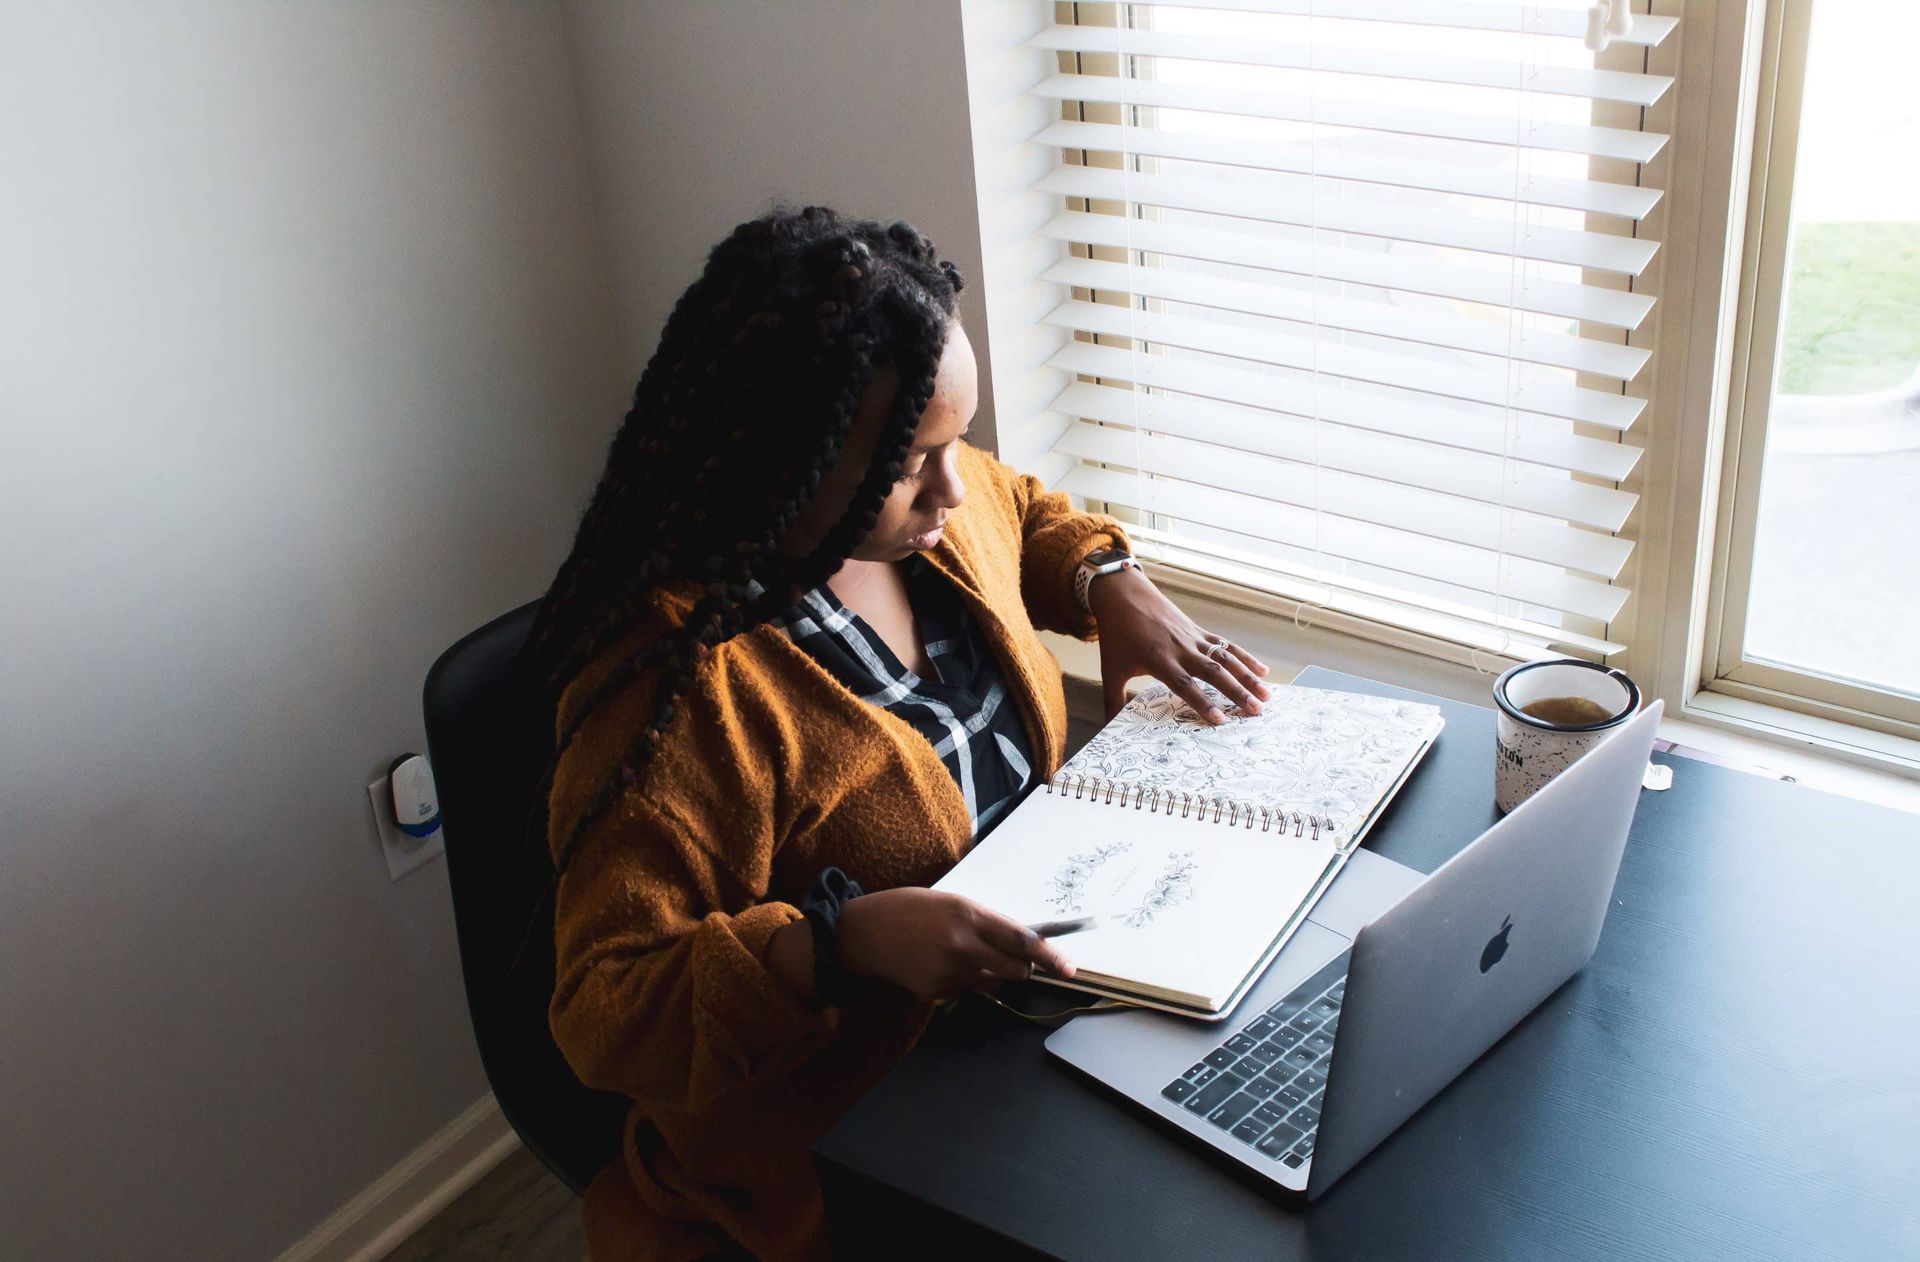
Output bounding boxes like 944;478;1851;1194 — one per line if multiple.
1026;915;1102;939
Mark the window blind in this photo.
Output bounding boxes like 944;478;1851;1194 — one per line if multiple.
1007;0;1675;657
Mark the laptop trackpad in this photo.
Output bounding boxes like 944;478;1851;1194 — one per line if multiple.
1307;848;1425;939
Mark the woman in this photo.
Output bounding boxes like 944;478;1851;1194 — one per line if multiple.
526;206;1272;1261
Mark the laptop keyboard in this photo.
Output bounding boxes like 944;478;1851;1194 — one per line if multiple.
1159;954;1348;1170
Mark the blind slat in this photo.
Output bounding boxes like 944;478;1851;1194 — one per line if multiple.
1038;119;1661;219
1036;165;1660;284
1049;341;1644;481
1044;256;1650;380
1035;73;1668;163
1056;381;1640;531
1124;0;1677;48
1057;419;1631;575
1048;299;1645;428
1032;25;1675;106
1062;464;1630;621
1042;209;1653;329
989;0;1671;653
1130;524;1627;660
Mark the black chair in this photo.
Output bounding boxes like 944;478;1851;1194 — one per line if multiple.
422;600;627;1192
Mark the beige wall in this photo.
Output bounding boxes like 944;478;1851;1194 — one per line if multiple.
0;3;623;1257
560;0;997;448
0;2;993;1256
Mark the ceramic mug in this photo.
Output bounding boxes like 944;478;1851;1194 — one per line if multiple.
1491;659;1641;813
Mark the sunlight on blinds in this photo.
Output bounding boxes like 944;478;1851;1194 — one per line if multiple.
1028;0;1674;656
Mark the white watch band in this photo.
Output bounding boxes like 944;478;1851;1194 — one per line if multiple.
1075;553;1139;615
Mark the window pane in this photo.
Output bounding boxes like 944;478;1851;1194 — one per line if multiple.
1744;2;1920;697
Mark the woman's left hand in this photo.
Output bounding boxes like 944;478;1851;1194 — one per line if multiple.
1088;568;1271;724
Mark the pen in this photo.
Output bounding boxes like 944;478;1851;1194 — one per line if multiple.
1026;915;1101;939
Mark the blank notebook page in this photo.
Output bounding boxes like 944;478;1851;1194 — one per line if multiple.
934;788;1340;1007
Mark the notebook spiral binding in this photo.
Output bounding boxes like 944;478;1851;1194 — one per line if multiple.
1044;771;1334;840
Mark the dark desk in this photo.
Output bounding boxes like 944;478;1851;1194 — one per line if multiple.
816;669;1920;1260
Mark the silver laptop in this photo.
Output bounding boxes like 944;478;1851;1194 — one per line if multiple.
1047;701;1663;1199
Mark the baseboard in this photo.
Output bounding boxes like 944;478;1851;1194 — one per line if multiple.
274;1092;521;1262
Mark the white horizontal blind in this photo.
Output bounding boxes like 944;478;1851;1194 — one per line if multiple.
1016;0;1675;656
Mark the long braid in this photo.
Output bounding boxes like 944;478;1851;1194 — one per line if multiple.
521;208;964;897
545;290;945;884
533;212;846;679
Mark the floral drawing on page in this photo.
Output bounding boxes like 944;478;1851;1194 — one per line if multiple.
1045;842;1131;914
1120;851;1198;929
1060;682;1441;831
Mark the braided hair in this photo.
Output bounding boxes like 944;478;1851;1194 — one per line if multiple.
524;205;966;883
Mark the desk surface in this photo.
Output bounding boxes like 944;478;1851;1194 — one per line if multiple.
815;669;1920;1260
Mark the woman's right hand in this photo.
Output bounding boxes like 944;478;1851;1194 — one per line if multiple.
838;887;1076;1003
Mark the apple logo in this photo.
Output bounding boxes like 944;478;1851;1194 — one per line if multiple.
1480;915;1513;973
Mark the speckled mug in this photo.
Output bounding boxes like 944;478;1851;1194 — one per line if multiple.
1492;659;1640;813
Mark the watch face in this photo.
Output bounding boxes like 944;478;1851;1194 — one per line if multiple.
1083;547;1132;569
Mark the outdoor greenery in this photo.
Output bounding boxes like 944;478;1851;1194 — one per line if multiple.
1777;221;1920;395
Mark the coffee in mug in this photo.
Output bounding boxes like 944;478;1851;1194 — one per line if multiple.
1492;660;1640;813
1518;695;1616;726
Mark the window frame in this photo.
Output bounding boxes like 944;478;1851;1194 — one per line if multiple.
1696;0;1920;741
959;0;1920;781
1624;0;1920;777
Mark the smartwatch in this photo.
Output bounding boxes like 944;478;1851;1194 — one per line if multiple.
1074;546;1140;614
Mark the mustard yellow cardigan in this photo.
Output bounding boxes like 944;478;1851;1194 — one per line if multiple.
547;444;1127;1261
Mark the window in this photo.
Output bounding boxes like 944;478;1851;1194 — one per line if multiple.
964;1;1677;664
1705;0;1920;738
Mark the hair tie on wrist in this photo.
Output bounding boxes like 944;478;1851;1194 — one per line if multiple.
799;866;865;1007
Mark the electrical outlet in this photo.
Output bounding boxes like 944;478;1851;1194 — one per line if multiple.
367;774;444;881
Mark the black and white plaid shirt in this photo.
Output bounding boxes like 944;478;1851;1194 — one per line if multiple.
770;556;1035;840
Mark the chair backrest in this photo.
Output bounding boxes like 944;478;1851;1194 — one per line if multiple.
422;601;626;1193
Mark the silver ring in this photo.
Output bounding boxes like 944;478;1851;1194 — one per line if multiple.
1206;639;1231;662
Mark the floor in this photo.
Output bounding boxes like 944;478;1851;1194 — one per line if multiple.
385;1146;583;1262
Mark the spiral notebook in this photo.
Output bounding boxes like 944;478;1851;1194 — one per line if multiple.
933;681;1444;1018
